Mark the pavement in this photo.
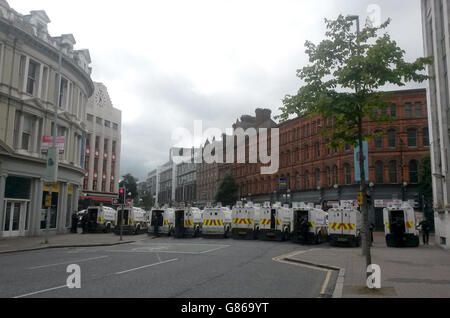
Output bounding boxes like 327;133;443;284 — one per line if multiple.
288;232;450;298
0;230;147;254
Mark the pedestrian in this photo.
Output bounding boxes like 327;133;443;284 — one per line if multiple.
81;213;88;234
71;212;78;233
417;217;431;245
369;222;375;245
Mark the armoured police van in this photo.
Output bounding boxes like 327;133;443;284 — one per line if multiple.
174;207;202;238
258;202;293;241
231;201;261;239
148;207;175;236
328;205;361;247
383;202;420;247
114;207;148;235
292;202;328;244
85;206;117;233
202;204;232;238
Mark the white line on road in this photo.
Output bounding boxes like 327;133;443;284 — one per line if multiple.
28;255;109;270
199;245;230;254
13;285;68;298
114;258;178;275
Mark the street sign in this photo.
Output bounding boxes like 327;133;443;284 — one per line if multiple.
357;191;364;205
41;136;65;154
44;194;52;208
45;146;58;182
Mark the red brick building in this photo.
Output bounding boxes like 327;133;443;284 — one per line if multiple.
234;89;430;230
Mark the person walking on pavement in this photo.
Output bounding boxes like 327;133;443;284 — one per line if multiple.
71;212;78;233
417;217;431;245
81;213;88;234
369;222;375;246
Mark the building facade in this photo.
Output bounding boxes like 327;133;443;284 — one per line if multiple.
175;161;197;204
0;1;94;237
235;89;430;231
80;82;121;207
422;0;450;249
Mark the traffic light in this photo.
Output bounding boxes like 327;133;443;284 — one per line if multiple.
118;187;125;204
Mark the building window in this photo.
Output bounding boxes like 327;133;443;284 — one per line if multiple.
315;169;321;187
26;60;39;95
375;161;384;184
389;161;397;184
409;160;419;184
374;131;383;148
113;123;119;130
326;167;331;187
423;128;430;147
96;117;102;125
104;120;111;128
344;164;351;185
305;171;310;189
59;78;68;108
333;166;338;185
414;102;422;118
316;142;320;158
387;129;396;148
407;128;418;147
87;114;93;122
405;103;412;118
305;145;309;160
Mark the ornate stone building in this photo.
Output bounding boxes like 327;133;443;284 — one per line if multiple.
235;89;430;230
0;1;94;237
80;82;121;207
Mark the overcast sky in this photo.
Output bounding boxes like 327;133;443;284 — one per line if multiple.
9;0;426;181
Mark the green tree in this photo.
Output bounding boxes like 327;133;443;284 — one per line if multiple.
215;175;239;207
277;15;432;274
119;173;139;199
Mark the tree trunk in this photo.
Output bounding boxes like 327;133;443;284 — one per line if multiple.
358;122;372;276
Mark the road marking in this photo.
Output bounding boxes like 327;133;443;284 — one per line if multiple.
273;249;335;297
114;258;178;275
28;255;109;270
13;285;68;298
199;245;230;254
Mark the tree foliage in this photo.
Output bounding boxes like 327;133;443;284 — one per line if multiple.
277;15;433;149
215;174;238;207
119;173;139;199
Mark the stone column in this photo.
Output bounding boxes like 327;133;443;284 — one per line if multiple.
98;136;105;192
105;138;112;192
88;134;95;190
0;174;7;236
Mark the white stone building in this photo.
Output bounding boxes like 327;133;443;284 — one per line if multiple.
422;0;450;249
0;1;94;237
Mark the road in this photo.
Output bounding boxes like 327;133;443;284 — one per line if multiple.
0;236;337;298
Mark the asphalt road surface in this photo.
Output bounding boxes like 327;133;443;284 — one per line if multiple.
0;236;337;298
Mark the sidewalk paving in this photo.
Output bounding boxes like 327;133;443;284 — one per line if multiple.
0;231;148;254
288;232;450;298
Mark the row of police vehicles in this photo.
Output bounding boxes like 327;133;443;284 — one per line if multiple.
147;200;421;247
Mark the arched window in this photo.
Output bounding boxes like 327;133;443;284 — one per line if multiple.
326;167;331;186
375;161;384;184
374;130;383;148
387;129;396;148
296;172;301;190
407;128;418;147
343;164;351;185
333;166;338;185
423;128;430;147
409;160;419;184
389;161;398;184
305;171;310;189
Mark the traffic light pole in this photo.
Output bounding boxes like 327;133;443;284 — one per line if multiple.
120;203;123;241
